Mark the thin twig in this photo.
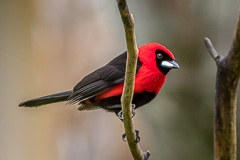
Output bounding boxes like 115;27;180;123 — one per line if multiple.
116;0;150;160
204;37;222;64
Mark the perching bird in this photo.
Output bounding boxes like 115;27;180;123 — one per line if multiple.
19;43;179;141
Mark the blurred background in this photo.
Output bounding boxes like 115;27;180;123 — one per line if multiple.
0;0;240;159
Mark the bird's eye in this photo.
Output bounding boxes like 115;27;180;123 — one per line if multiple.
157;53;163;59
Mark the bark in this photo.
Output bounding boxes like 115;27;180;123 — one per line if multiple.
204;10;240;160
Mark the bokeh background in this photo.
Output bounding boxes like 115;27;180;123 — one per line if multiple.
0;0;240;160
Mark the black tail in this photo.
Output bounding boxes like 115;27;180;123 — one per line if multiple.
19;90;73;107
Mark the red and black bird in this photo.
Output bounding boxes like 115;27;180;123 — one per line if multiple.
19;43;179;140
19;43;179;115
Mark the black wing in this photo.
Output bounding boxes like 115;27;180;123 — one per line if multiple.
67;51;142;104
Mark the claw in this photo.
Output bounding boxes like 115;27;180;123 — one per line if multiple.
122;133;127;142
117;110;124;121
121;129;141;143
135;129;140;143
143;151;151;160
131;104;136;118
117;104;136;121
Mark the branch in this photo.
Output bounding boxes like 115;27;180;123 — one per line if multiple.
204;37;223;64
226;10;240;77
204;9;240;160
117;0;150;159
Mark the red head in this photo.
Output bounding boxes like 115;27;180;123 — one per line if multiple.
138;43;179;75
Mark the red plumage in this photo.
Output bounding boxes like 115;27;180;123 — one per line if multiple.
95;43;174;100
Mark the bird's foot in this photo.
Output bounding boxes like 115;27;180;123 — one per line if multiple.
117;110;124;121
117;104;136;121
131;104;136;118
143;151;151;160
122;129;140;143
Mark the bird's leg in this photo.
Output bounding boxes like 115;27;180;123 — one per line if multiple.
117;104;136;121
117;104;140;143
122;129;140;143
112;104;139;142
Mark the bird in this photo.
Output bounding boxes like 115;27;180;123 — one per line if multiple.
19;42;179;141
